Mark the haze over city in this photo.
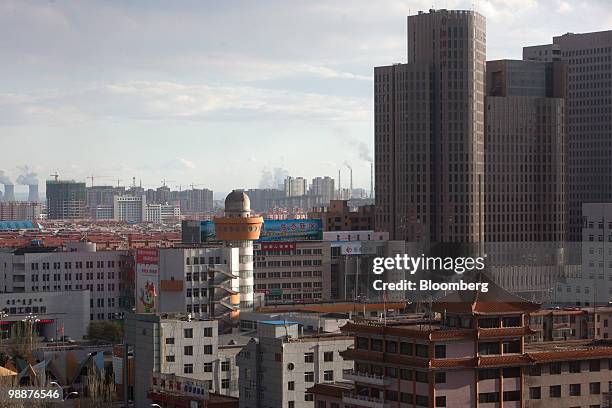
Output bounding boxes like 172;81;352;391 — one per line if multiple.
2;0;611;195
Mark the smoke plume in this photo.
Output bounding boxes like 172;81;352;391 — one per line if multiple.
259;167;289;189
16;165;38;185
0;169;12;185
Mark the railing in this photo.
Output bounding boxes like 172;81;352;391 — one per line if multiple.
342;392;388;408
343;370;391;386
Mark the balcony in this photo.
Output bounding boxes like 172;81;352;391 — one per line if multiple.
342;393;389;408
343;370;391;386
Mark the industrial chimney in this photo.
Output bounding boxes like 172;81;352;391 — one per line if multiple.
3;184;15;202
28;185;39;202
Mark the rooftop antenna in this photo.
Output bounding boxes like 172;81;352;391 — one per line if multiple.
50;173;59;182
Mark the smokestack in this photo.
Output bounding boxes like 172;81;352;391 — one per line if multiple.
370;162;373;199
28;185;39;202
344;162;352;200
3;184;15;202
350;168;353;197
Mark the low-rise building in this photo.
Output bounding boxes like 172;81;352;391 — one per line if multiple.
237;320;353;408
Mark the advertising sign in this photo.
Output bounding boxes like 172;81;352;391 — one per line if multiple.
260;242;297;251
136;248;159;313
340;242;363;255
200;220;217;242
259;219;322;242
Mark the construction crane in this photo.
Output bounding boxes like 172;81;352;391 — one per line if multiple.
86;175;111;187
161;179;176;187
49;173;59;182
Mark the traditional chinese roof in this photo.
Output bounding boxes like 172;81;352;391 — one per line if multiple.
432;275;540;315
307;382;354;398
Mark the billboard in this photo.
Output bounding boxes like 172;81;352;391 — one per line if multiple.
135;248;159;313
259;219;322;242
198;218;323;242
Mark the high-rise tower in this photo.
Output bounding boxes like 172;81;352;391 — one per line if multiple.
375;9;486;244
214;190;263;316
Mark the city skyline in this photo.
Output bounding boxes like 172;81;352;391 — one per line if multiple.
2;0;612;193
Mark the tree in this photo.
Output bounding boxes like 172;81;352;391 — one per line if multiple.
87;321;123;344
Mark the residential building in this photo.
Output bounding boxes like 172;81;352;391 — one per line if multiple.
375;9;486;243
0;201;43;221
236;320;353;408
245;189;284;213
528;307;612;342
308;200;375;232
309;177;335;206
310;283;612;408
86;185;125;209
125;313;220;408
145;203;181;224
284;177;308;197
46;179;87;219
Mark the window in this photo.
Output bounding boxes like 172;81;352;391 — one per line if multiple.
415;371;428;383
323;370;334;381
304;394;314;402
549;385;561;398
304;352;314;363
435;396;446;407
415;344;428;358
371;339;383;352
356;337;369;350
415;395;429;407
479;342;501;355
288;381;295;391
478;369;499;380
204;363;213;372
529;387;541;399
502;367;520;378
166;355;175;362
184;346;193;355
221;361;230;371
569;384;581;396
590;382;601;395
528;365;541;376
400;342;413;355
288;402;295;408
478;393;499;403
324;351;334;362
400;369;413;380
203;327;213;337
184;364;193;374
184;328;193;338
317;402;326;408
590;360;601;372
304;372;314;382
204;345;213;354
386;340;398;353
569;361;581;373
435;344;446;358
503;391;520;401
550;362;562;374
435;372;446;384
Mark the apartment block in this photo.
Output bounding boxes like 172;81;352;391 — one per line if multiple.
310;284;612;408
0;201;43;221
46;180;87;219
375;9;486;243
236;320;353;408
253;241;331;303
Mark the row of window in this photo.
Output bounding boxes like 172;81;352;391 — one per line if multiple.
529;382;605;399
255;260;322;267
30;261;120;270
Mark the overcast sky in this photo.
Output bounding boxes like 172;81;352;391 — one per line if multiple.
1;0;610;197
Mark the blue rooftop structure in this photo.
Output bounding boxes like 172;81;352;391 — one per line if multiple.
0;221;37;230
260;320;299;326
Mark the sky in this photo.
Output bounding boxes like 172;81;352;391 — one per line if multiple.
1;0;611;198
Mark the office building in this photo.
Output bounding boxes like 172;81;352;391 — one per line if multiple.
375;9;486;243
308;200;375;232
310;284;612;408
555;202;612;306
236;320;353;408
145;203;181;224
46;179;87;219
114;195;147;223
525;31;612;240
0;242;130;322
253;241;331;303
485;59;567;242
523;43;562;62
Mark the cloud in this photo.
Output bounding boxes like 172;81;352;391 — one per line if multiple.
0;80;370;126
